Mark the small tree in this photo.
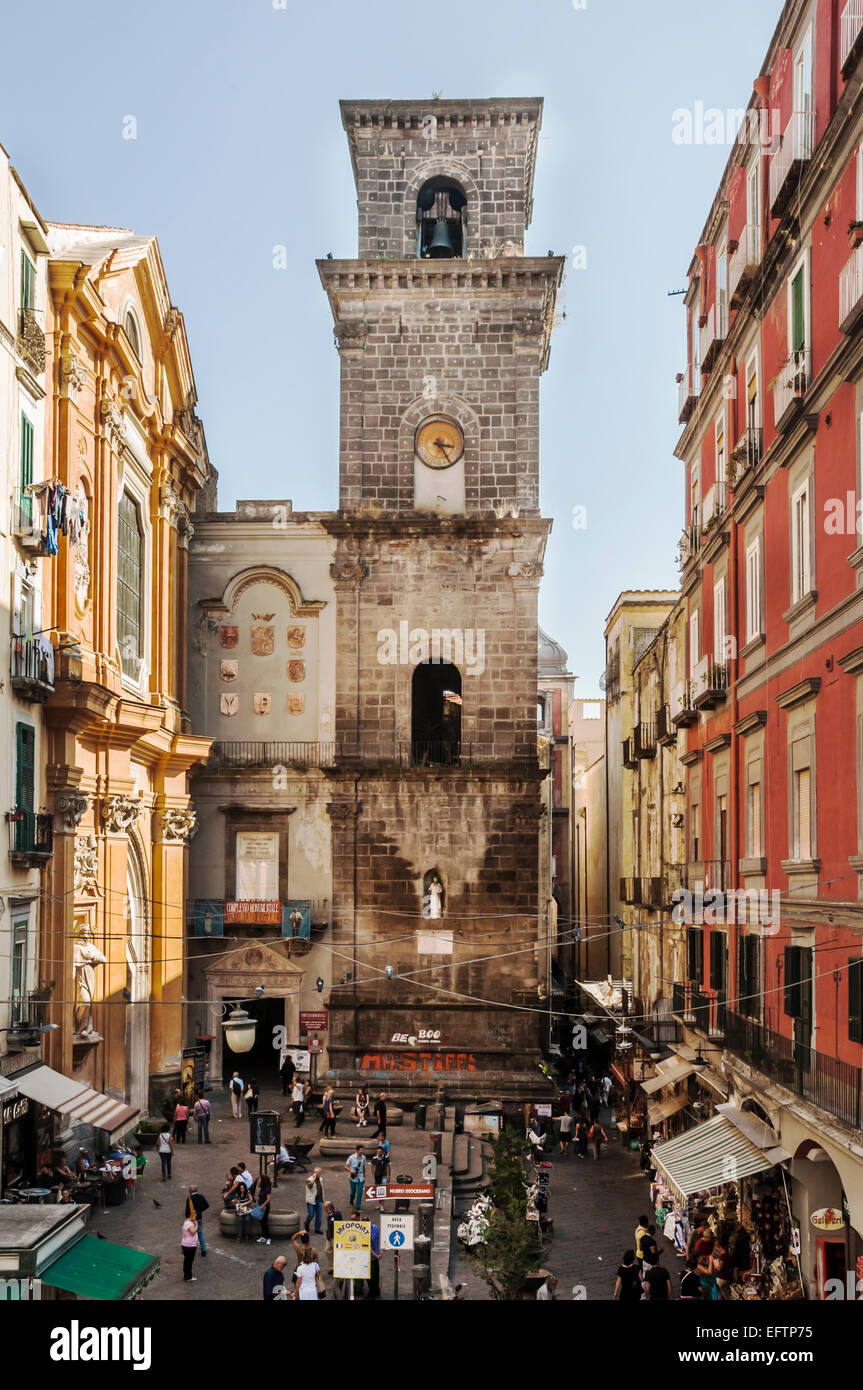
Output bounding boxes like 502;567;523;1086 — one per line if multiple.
468;1127;542;1301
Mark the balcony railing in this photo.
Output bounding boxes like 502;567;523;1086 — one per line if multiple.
620;877;642;906
656;704;676;746
677;520;702;571
729;223;761;308
622;736;638;770
641;876;664;908
772;348;811;432
10;634;55;703
839;242;863;332
671;684;698;728
677;364;701;423
208;740;340;769
699;301;727;372
672;980;712;1031
840;0;863;76
702;479;728;527
635;722;656;759
17;307;46;375
724;1009;863;1130
7;811;54;867
769;110;816;217
730;426;762;483
692;656;728;710
11;488;50;554
206;740;495;770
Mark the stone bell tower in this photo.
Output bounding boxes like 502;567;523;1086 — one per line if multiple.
319;98;564;1090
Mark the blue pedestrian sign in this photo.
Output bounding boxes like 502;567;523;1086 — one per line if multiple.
388;1229;405;1248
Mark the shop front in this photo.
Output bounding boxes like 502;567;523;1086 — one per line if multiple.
0;1203;158;1300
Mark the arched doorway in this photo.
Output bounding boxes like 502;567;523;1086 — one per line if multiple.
411;662;462;765
125;842;151;1112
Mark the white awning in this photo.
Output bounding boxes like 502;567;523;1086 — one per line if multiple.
651;1113;784;1203
12;1066;139;1142
648;1093;689;1126
714;1103;791;1164
641;1059;695;1094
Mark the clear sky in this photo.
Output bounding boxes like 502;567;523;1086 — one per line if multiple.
1;0;780;694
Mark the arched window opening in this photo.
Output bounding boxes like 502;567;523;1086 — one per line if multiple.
416;178;467;259
118;491;144;681
411;662;462;764
125;848;151;1110
422;868;446;919
124;310;141;360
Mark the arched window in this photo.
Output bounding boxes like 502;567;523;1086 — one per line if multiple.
416;177;467;259
125;845;151;1109
118;491;144;680
411;662;462;764
124;309;141;360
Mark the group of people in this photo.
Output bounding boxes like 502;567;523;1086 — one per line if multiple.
221;1158;273;1243
612;1215;675;1301
227;1073;261;1121
262;1211;383;1301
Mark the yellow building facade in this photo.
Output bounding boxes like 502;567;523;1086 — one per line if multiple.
36;226;212;1112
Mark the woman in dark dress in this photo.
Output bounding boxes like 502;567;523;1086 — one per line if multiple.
613;1250;643;1302
574;1118;589;1158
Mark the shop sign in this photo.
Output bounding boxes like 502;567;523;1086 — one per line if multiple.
307;1037;323;1055
535;1104;552;1118
333;1220;371;1280
810;1207;845;1232
2;1096;29;1125
366;1183;433;1201
359;1052;476;1072
224;900;281;926
299;1011;328;1033
390;1028;441;1045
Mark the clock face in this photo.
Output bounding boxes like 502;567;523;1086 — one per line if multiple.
415;416;464;469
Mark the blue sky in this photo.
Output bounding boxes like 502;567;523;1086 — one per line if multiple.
1;0;780;694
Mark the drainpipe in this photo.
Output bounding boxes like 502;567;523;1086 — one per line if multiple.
728;352;740;1018
753;76;770;256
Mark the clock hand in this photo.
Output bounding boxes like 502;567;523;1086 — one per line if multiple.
433;438;452;456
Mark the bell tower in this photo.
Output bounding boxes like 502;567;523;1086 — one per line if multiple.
320;99;564;1089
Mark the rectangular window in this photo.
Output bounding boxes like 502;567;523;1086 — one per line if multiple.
784;944;813;1021
746;355;760;431
791;482;811;602
235;832;279;900
690;802;700;862
793;766;812;859
745;538;762;642
19;413;34;526
715;418;726;485
20;251;35;311
690;464;701;529
15;722;35;813
713;578;727;663
747;157;761;231
709;931;727;994
117;491;143;679
738;935;762;1020
692;292;701;371
689;610;700;678
747;780;762;858
687;927;704;985
850;958;863;1044
11;922;28;1024
717;242;728;335
794;27;813;114
790;265;806;353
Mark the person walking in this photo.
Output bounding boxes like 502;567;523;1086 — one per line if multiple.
157;1126;173;1181
680;1256;703;1300
172;1099;189;1144
293;1246;322;1301
181;1216;199;1282
588;1119;607;1160
711;1235;734;1300
255;1171;272;1245
601;1074;612;1106
186;1185;210;1257
320;1086;337;1137
228;1071;244;1120
640;1225;659;1281
291;1076;306;1128
635;1215;650;1263
613;1250;643;1302
558;1111;574;1157
355;1085;370;1128
536;1275;558;1300
244;1077;260;1118
574;1117;589;1159
371;1144;390;1199
263;1254;287;1300
323;1199;342;1275
193;1093;211;1144
695;1232;718;1301
371;1093;387;1139
643;1260;674;1300
345;1143;366;1212
280;1053;295;1096
305;1167;324;1235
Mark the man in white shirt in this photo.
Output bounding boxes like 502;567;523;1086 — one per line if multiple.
228;1072;244;1120
238;1161;255;1193
536;1275;558;1300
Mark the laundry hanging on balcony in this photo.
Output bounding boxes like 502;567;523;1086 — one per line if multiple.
23;480;85;557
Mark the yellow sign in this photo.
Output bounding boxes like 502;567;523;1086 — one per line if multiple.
333;1219;371;1280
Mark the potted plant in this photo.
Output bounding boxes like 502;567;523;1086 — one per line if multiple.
134;1119;164;1149
849;220;863;248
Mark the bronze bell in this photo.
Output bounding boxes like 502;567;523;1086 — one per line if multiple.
425;218;455;258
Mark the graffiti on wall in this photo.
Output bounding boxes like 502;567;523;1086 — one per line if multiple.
359;1051;476;1072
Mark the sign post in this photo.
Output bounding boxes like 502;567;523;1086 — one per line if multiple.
333;1219;371;1302
381;1212;414;1301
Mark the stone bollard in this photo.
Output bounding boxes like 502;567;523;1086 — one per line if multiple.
430;1131;442;1164
418;1201;435;1238
412;1262;431;1299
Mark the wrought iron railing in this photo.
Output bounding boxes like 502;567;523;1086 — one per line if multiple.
17;307;46;374
10;634;54;699
724;1008;863;1130
839;242;863;331
729;223;761;307
769;110;816;213
208;740;339;769
7;811;54;864
841;0;863;73
678;364;701;423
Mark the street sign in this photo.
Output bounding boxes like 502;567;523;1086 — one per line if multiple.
307;1036;323;1055
299;1010;329;1033
365;1183;434;1201
333;1219;371;1279
381;1212;415;1251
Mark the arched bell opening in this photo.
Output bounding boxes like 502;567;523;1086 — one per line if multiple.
411;662;462;764
416;177;467;259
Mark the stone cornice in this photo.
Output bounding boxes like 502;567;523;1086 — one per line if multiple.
838;645;863;675
775;677;821;710
317;257;564;299
703;732;732;753
734;710;767;736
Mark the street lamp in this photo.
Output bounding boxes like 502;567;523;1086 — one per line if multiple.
222;1005;256;1053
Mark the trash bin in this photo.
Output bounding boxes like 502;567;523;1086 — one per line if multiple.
415;1102;427;1130
395;1173;412;1214
412;1264;431;1299
414;1233;431;1269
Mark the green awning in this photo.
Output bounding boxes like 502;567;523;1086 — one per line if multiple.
41;1236;159;1301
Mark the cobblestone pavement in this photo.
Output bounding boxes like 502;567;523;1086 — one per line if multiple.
453;1107;679;1301
96;1081;439;1302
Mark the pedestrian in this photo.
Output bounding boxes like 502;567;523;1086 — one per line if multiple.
237;1159;255;1192
280;1053;295;1096
640;1225;659;1278
680;1256;703;1300
635;1215;650;1263
371;1144;390;1196
558;1111;573;1157
371;1092;387;1139
574;1117;588;1158
320;1086;337;1137
264;1254;288;1300
305;1167;324;1234
355;1085;370;1128
536;1274;558;1300
193;1093;211;1144
588;1119;607;1160
366;1221;381;1300
186;1184;210;1257
323;1199;342;1273
601;1074;612;1105
181;1215;199;1282
157;1126;173;1181
345;1143;366;1211
695;1231;718;1300
613;1250;642;1302
587;1090;600;1122
643;1260;674;1300
712;1234;734;1300
292;1076;306;1128
172;1098;189;1143
232;1182;254;1242
254;1171;272;1245
228;1071;244;1120
244;1077;260;1117
222;1166;242;1207
378;1135;391;1164
293;1245;322;1301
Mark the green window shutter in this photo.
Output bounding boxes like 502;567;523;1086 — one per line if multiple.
791;270;805;352
710;932;726;993
850;959;863;1045
784;945;804;1018
20;414;33;488
20;251;34;310
15;723;35;812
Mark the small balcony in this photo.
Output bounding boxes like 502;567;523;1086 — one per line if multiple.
730;426;762;484
693;656;728;710
677;520;701;571
772;348;811;433
207;740;339;769
728;224;761;308
635;722;656;759
769;110;816;217
7;810;54;868
10;634;55;703
12;488;49;554
699;301;727;373
641;876;664;908
702;480;728;531
656;704;677;746
677;364;701;424
620;877;642;906
840;0;863;77
839;242;863;333
671;683;698;728
622;735;638;770
17;307;46;375
672;980;712;1031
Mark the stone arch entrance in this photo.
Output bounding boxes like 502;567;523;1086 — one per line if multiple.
204;941;305;1083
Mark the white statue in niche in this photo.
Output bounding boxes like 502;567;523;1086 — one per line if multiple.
73;923;107;1036
423;871;445;919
